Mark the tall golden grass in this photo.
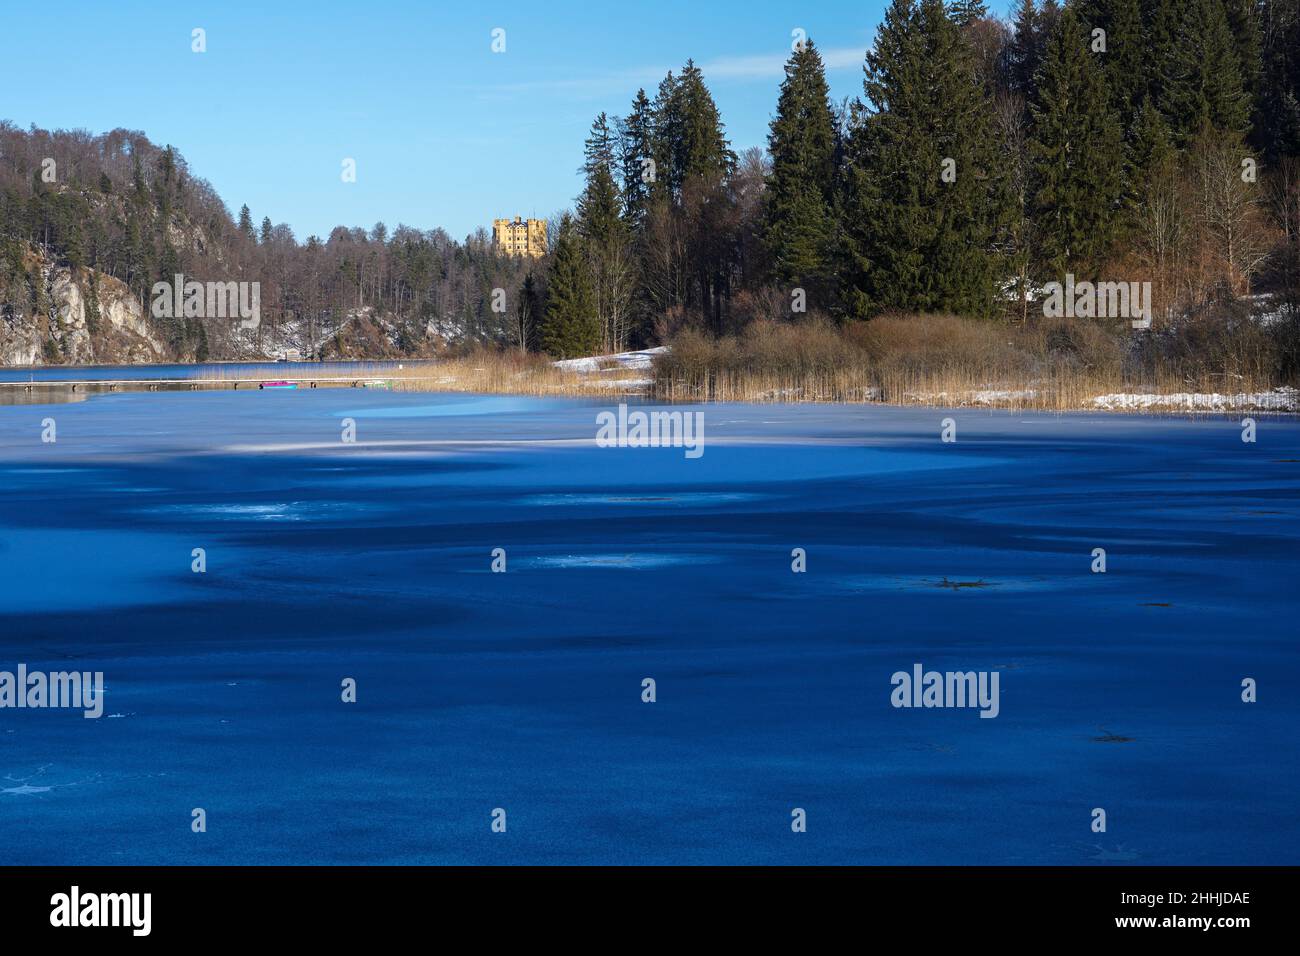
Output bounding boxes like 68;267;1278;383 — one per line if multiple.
388;350;649;396
183;351;648;395
651;313;1297;412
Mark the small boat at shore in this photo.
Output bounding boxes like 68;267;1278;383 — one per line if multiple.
259;380;298;390
360;380;392;389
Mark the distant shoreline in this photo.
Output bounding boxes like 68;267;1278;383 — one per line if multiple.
2;356;1297;416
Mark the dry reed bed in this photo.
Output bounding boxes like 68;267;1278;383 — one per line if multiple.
181;311;1298;412
651;314;1300;413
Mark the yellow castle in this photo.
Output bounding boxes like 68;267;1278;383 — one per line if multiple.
493;216;548;258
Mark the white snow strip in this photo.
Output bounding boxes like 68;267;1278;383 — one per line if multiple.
552;347;669;374
1090;388;1300;411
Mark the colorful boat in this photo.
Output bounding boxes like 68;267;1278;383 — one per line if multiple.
259;380;298;390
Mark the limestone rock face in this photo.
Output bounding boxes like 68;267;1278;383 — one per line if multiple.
49;268;95;364
1;251;168;366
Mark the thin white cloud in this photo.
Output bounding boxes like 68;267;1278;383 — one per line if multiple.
470;45;865;99
702;46;865;79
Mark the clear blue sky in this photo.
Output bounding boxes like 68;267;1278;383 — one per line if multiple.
4;0;913;242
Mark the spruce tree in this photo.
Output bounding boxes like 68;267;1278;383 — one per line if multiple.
618;89;655;228
518;271;542;352
579;116;634;351
671;61;735;187
583;113;617;177
1257;0;1300;161
541;216;600;358
948;0;988;26
1038;0;1063;48
1006;0;1042;101
238;204;256;243
1222;0;1262;101
764;39;837;305
841;0;1012;318
1143;0;1182;110
1127;98;1179;214
1078;0;1145;125
1030;4;1127;279
1159;0;1252;145
650;71;680;199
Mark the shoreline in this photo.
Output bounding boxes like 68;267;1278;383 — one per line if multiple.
2;369;1297;416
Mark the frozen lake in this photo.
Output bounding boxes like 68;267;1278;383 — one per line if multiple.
1;391;1297;864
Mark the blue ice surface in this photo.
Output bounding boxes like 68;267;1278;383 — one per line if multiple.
0;389;1297;865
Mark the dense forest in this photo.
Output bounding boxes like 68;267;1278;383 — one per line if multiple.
2;0;1299;366
555;0;1300;355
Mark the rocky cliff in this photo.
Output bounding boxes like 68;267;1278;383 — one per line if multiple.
1;247;169;366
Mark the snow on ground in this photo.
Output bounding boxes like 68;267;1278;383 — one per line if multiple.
575;378;654;388
1245;294;1298;328
552;347;668;374
905;389;1039;406
1091;387;1300;411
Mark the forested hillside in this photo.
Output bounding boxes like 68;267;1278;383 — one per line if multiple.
0;127;536;364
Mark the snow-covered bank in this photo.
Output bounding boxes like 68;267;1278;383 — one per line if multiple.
552;347;668;374
1091;388;1300;412
548;347;666;393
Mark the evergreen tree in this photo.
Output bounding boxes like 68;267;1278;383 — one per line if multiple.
238;204;256;242
618;89;655;228
260;217;273;245
652;61;734;195
1078;0;1145;125
1223;0;1262;100
1006;0;1043;101
541;215;599;357
841;0;1012;318
674;61;735;184
1030;4;1127;279
649;70;680;200
1257;0;1300;160
1143;0;1182;110
1159;0;1252;145
1039;1;1063;48
1127;98;1180;212
130;150;147;202
579;116;635;351
583;113;618;177
517;270;542;352
948;0;988;26
764;39;838;304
